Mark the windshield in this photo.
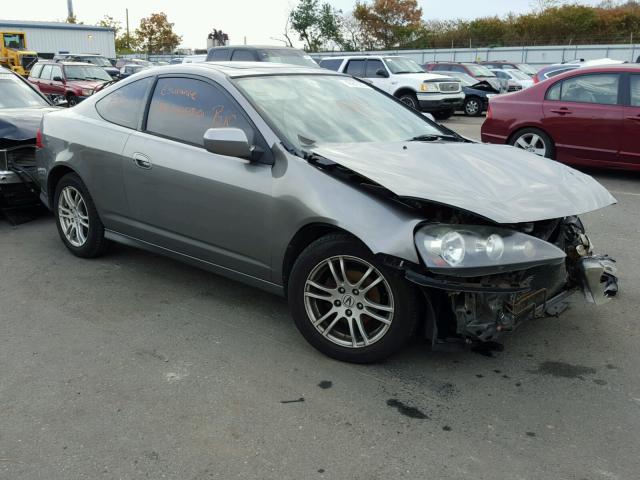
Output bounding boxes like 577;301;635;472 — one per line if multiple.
439;71;478;86
80;56;111;67
234;74;446;150
0;73;49;108
258;49;318;68
508;69;532;80
466;65;496;77
384;57;424;74
516;63;537;75
3;33;26;49
65;65;112;81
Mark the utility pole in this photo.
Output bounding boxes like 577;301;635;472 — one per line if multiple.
67;0;74;19
126;8;130;49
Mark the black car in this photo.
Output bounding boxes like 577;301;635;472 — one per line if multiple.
435;70;500;116
0;67;58;217
206;45;318;68
53;53;120;78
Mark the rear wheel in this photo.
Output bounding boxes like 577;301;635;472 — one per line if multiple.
509;128;555;159
288;234;419;363
464;97;483;116
53;173;108;258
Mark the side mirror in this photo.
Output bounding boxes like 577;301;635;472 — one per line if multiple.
203;128;252;159
52;75;64;82
376;68;389;78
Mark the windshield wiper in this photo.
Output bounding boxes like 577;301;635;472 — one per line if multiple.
408;134;465;142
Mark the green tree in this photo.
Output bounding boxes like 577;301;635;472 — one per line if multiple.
98;15;137;53
353;0;424;49
134;12;182;54
290;0;343;52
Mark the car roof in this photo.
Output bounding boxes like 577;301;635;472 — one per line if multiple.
560;64;640;74
137;61;339;78
209;45;301;51
36;61;95;66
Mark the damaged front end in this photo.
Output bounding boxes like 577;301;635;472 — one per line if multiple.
407;216;618;345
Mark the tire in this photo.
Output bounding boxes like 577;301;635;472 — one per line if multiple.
397;92;419;110
288;234;420;364
53;172;108;258
464;97;483;117
433;109;454;120
509;128;555;159
66;93;79;107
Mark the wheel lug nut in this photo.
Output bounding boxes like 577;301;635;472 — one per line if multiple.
346;309;352;317
357;303;363;310
353;289;359;295
334;300;341;307
338;287;345;294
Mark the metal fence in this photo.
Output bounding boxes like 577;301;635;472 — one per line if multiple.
312;43;640;67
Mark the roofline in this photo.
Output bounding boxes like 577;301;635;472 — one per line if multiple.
0;20;114;32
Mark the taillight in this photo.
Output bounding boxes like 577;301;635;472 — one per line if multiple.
36;128;43;149
486;103;493;120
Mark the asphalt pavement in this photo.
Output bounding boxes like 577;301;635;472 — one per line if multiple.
1;115;639;480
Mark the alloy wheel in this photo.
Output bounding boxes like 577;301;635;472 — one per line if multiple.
400;96;417;109
514;132;547;156
303;255;395;349
465;99;480;115
58;186;89;247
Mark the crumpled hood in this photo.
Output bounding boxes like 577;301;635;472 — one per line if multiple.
70;79;108;90
311;142;617;224
0;107;56;144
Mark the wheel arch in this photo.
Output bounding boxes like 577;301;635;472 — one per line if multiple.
393;87;418;98
506;124;553;146
281;223;367;291
47;164;80;207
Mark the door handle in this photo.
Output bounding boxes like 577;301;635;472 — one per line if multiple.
550;108;572;115
132;153;152;170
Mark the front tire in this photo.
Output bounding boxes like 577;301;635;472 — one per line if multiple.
288;234;419;363
66;93;79;107
397;92;419;110
53;173;108;258
464;97;483;116
509;128;555;159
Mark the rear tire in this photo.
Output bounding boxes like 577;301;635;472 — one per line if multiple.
288;234;420;364
53;173;108;258
509;127;555;159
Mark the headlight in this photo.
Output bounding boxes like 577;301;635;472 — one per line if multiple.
419;82;440;93
81;88;93;96
415;224;566;276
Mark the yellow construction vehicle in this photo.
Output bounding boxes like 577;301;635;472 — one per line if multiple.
0;32;38;76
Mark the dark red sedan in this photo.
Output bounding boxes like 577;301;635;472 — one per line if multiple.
481;64;640;171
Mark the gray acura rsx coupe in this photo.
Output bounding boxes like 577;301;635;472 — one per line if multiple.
36;62;618;363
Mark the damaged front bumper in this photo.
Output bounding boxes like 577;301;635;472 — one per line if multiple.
406;254;618;344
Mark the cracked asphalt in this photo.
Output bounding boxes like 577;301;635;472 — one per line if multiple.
1;116;639;480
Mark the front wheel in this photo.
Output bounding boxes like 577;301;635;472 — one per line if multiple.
397;92;419;110
464;97;483;116
288;234;420;363
509;128;555;159
66;93;79;107
53;173;108;258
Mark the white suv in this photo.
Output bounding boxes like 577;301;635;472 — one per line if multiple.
319;55;464;119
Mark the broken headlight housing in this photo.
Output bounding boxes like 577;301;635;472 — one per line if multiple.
415;224;566;277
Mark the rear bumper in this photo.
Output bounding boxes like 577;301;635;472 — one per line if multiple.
417;92;465;112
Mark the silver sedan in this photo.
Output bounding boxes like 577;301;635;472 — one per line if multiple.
36;62;618;363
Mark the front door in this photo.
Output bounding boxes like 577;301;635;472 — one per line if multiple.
37;64;53;95
48;65;66;99
121;75;275;280
364;59;393;92
542;73;623;166
620;74;640;167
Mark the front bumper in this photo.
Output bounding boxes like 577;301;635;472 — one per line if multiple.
417;92;465;112
407;254;618;343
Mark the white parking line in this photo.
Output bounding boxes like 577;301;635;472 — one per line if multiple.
610;190;640;197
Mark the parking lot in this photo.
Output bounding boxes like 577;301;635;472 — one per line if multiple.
1;115;639;480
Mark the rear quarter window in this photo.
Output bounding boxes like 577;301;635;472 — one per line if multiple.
95;77;153;129
30;64;43;78
546;82;561;101
319;59;343;71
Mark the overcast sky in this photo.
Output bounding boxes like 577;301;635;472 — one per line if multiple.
6;0;604;49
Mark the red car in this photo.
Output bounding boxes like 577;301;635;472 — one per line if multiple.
481;64;640;171
28;61;112;106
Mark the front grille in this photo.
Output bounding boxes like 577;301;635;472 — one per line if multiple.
439;82;460;93
7;146;36;167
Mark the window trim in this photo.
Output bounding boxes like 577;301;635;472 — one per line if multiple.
545;72;622;106
141;73;273;164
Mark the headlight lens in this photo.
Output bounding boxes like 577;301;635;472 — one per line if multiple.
81;88;93;96
415;224;566;276
420;82;440;92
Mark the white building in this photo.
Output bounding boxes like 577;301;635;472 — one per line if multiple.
0;20;115;58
